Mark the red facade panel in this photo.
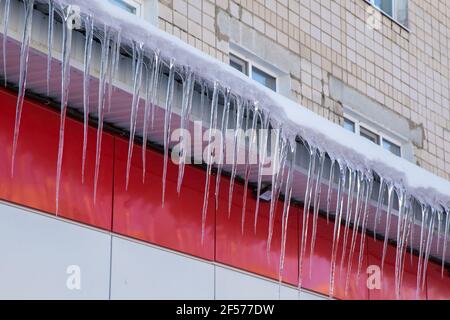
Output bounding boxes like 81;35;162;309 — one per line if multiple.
112;138;215;261
0;89;113;230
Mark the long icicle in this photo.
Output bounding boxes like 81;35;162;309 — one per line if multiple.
228;97;244;217
214;88;231;210
176;69;195;193
142;51;160;182
46;0;54;96
345;170;365;295
421;208;436;290
267;132;287;254
298;146;317;291
373;176;386;240
326;158;336;224
93;25;111;203
254;111;270;232
328;162;347;298
55;5;74;215
357;172;373;279
2;0;10;86
125;42;144;190
11;0;35;176
393;187;405;298
442;208;449;278
241;103;259;233
81;15;94;184
309;150;326;276
161;59;175;207
381;182;395;275
416;203;428;297
340;168;355;273
201;81;219;243
278;142;296;281
436;210;442;253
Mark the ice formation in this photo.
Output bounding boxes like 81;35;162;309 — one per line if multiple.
3;0;450;299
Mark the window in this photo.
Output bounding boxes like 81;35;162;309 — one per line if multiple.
109;0;142;16
367;0;408;27
230;53;277;92
343;116;402;157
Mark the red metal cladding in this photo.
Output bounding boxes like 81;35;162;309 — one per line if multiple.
112;137;215;261
367;237;427;300
215;175;299;287
299;214;369;300
0;88;113;230
426;260;450;300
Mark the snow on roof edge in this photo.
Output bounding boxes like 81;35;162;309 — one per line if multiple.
55;0;450;207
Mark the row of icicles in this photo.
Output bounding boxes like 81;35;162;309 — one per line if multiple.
3;0;449;298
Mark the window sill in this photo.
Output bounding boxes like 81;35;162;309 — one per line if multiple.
364;1;411;33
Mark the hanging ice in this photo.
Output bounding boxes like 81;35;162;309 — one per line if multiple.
81;15;93;184
11;0;35;176
2;0;10;86
55;4;74;214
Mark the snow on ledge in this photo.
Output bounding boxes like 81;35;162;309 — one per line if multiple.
53;0;450;207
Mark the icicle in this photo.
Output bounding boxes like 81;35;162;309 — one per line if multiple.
11;0;35;176
107;31;120;112
142;51;160;182
416;203;428;296
278;142;296;284
345;170;365;295
393;187;406;299
161;59;175;207
201;82;219;243
309;150;326;276
254;111;270;232
214;88;231;210
267;132;287;254
381;182;395;275
125;42;144;190
81;16;94;184
373;176;386;240
228;98;244;217
326;158;336;224
298;146;317;291
241;103;259;233
2;0;10;86
176;69;195;194
55;5;74;214
436;210;442;252
357;172;373;279
328;162;347;298
46;0;54;96
340;168;355;273
93;26;112;203
421;208;436;290
442;208;449;278
398;198;413;295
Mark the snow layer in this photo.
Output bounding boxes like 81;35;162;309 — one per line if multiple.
52;0;450;207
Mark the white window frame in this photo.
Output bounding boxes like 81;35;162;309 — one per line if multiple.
366;0;409;29
229;51;279;93
344;114;403;157
109;0;143;17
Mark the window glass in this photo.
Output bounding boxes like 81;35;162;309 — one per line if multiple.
109;0;137;14
383;138;401;156
344;118;356;133
395;0;408;26
229;54;248;75
252;66;276;91
360;126;380;145
374;0;393;17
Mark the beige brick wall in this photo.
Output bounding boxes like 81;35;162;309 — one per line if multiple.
157;0;450;180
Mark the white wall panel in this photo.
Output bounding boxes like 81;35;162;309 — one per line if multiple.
110;236;215;300
0;203;111;299
215;266;325;300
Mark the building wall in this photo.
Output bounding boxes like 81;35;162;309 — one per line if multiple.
157;0;450;180
0;88;448;300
